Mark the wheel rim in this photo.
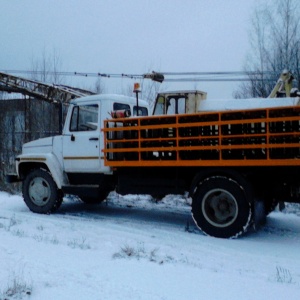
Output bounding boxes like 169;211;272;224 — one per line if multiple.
201;188;238;228
28;177;51;206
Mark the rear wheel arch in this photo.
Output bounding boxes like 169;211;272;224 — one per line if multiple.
189;168;253;201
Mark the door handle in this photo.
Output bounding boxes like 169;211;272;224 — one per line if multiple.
89;137;99;141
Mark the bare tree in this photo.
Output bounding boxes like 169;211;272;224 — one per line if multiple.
235;0;300;98
30;47;64;84
120;83;135;98
29;48;66;140
94;77;105;94
140;78;161;110
116;78;161;112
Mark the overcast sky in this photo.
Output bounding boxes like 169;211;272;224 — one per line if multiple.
1;0;259;99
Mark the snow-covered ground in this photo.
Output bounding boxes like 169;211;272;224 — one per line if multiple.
1;191;300;300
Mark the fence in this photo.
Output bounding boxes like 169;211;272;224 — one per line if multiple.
0;98;62;192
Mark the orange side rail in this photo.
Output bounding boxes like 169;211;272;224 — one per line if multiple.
102;106;300;167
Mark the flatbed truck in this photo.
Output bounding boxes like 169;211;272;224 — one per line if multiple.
7;72;300;238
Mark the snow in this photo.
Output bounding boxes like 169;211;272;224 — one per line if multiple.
1;191;300;299
198;97;300;112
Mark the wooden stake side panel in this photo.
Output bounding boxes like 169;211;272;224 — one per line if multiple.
102;106;300;167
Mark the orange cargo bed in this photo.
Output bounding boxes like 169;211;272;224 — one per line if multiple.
103;106;300;167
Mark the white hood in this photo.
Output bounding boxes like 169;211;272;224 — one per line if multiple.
22;136;54;154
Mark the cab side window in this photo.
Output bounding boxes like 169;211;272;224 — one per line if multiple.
113;103;130;111
70;104;98;131
133;106;148;116
113;102;148;116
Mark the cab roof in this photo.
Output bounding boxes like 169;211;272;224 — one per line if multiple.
71;93;149;107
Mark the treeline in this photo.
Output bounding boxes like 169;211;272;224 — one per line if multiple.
235;0;300;98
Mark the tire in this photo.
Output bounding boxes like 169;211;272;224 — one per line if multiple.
22;169;63;214
191;176;252;238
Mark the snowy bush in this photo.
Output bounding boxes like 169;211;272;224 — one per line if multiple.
113;243;171;264
67;237;91;250
113;245;139;258
276;266;293;284
6;215;18;232
0;271;32;300
11;229;25;238
50;236;59;245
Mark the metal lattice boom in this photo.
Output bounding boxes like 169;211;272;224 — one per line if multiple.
0;71;95;103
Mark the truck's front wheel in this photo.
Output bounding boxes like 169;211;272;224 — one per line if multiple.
192;176;252;238
23;169;63;214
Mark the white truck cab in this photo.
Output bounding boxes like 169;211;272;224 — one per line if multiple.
10;94;149;213
62;94;148;175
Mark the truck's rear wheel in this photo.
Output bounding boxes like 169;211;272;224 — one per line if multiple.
192;176;252;238
22;169;63;214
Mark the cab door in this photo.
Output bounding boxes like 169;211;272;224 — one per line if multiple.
63;103;101;172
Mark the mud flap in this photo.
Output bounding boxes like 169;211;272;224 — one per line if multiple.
253;200;266;230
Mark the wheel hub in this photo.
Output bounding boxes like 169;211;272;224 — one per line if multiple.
28;177;51;206
202;189;238;228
